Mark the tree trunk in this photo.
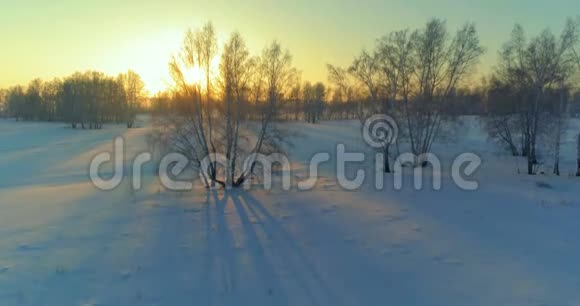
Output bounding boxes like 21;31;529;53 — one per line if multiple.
383;145;391;173
527;158;534;175
521;133;528;157
553;114;562;176
576;134;580;177
527;135;534;175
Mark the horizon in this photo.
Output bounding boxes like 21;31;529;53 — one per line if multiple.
2;0;579;94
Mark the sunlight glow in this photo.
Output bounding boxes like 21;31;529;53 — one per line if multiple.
181;55;221;92
185;65;205;86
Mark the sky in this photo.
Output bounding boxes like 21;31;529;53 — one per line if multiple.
1;0;579;93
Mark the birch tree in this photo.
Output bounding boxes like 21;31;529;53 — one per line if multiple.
164;29;294;188
220;32;252;186
194;22;219;184
495;20;578;174
119;70;145;128
348;50;381;121
405;20;484;165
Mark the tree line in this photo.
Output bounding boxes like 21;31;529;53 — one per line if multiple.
0;70;146;128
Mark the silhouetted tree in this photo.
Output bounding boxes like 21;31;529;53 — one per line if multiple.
348;50;380;121
493;20;578;174
3;70;134;129
118;70;146;128
0;89;6;115
163;26;295;188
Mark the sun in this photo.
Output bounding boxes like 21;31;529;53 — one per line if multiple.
185;65;205;85
108;30;223;94
183;56;221;90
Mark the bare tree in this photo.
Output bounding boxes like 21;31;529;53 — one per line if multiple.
348;50;381;121
570;17;580;177
246;41;297;168
328;19;483;169
302;82;325;123
372;29;416;172
404;20;484;165
326;64;359;119
41;78;61;122
119;70;146;128
220;32;252;186
495;20;578;174
327;64;355;103
164;28;294;188
0;88;7;115
302;81;313;122
577;134;580;177
485;77;522;156
194;22;219;184
167;28;213;186
24;79;43;121
229;40;297;185
551;85;569;175
288;82;302;120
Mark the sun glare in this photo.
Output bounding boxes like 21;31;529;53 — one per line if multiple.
106;30;225;94
182;55;221;91
185;65;206;85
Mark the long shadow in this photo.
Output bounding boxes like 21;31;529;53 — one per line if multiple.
196;189;346;305
212;190;239;297
201;190;214;306
235;191;342;306
229;191;291;306
199;189;245;305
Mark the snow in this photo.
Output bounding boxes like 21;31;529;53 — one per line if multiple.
2;116;580;306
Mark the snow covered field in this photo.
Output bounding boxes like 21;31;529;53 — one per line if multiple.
2;117;580;306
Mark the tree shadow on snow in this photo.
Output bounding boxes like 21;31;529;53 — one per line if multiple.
201;189;341;306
